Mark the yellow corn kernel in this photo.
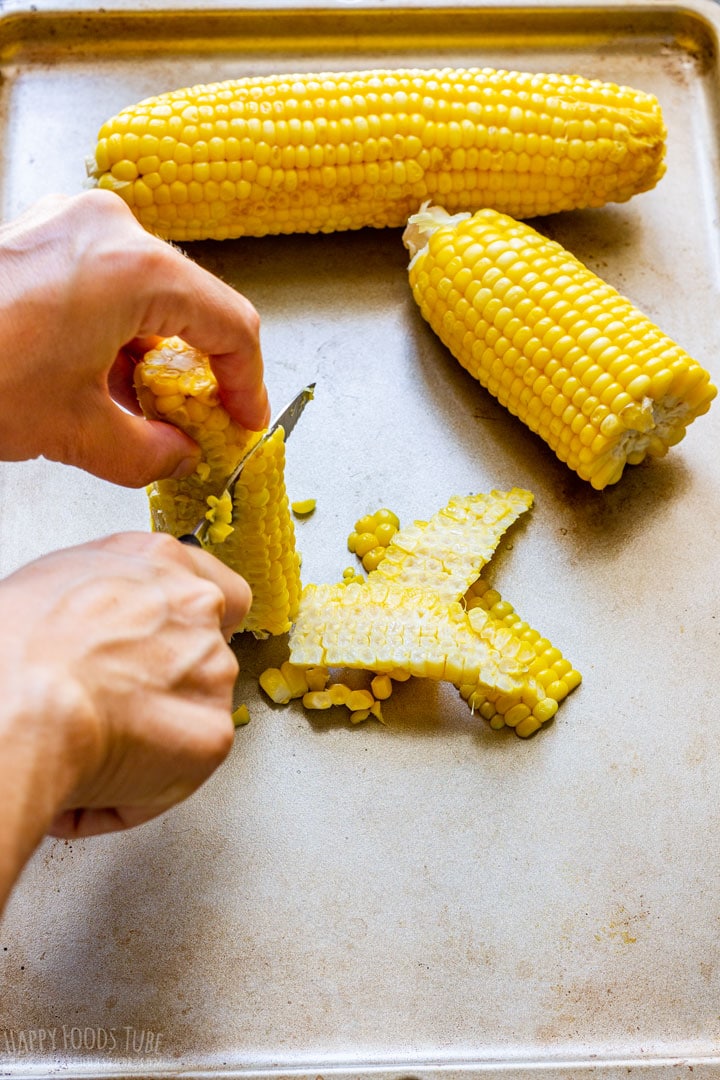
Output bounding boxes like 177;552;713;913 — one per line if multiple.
328;683;351;706
291;498;316;516
370;674;393;700
347;689;375;712
91;66;666;240
259;668;293;705
404;205;716;488
350;709;371;724
361;546;387;572
232;704;251;727
302;690;334;710
305;666;329;691
135;337;301;635
353;532;380;558
279;661;310;699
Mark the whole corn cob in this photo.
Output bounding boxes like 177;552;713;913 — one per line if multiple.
404;205;716;489
88;66;666;241
134;337;301;636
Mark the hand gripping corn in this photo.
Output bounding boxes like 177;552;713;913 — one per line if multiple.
88;66;666;240
404;205;716;489
134;337;301;636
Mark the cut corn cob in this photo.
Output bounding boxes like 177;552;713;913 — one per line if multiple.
89;66;666;241
134;336;301;636
404;205;716;489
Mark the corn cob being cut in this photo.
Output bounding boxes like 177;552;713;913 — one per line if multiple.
134;337;301;636
404;205;716;489
89;66;666;240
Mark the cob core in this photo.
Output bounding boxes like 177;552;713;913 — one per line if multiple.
89;66;666;240
404;205;716;488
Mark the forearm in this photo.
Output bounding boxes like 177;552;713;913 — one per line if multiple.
0;669;95;915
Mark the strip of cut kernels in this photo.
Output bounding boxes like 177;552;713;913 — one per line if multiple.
404;205;716;489
368;489;532;600
289;579;533;694
90;66;666;240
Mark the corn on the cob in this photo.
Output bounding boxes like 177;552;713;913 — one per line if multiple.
89;66;666;241
404;205;716;489
134;336;301;636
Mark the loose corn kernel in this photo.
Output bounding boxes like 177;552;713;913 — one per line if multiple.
305;666;329;691
279;661;310;699
328;683;351;706
91;66;667;240
232;704;251;726
347;689;375;712
405;205;716;488
302;690;334;710
361;546;387;572
370;674;393;700
291;498;316;515
259;667;293;704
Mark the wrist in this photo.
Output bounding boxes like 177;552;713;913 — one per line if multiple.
0;664;103;911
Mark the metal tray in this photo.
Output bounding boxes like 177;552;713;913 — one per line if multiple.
2;1;720;1076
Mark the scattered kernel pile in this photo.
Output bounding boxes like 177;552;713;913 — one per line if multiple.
89;66;666;240
260;490;581;738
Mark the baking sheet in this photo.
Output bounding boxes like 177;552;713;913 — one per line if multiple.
1;1;720;1076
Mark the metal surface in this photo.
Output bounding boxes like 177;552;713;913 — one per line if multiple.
1;2;720;1077
181;381;315;543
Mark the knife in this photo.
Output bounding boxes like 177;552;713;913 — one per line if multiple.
179;382;315;547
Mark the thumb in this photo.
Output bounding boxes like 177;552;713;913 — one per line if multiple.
63;405;201;488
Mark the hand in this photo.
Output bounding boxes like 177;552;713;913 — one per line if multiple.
0;531;250;849
0;190;270;487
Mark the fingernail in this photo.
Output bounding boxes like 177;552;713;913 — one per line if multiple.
169;455;201;479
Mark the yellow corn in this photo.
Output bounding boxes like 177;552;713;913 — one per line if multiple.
369;489;532;601
287;488;579;735
458;579;581;734
134;336;301;636
89;66;666;241
404;205;716;489
289;578;534;692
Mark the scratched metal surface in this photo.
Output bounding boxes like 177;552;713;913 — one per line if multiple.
1;1;720;1077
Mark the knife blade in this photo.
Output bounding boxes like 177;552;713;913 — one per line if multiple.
179;381;315;547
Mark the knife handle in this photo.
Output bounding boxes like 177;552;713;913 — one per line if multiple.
178;534;203;548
